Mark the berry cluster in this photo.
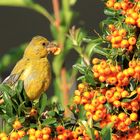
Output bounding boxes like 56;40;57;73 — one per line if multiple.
92;58;140;86
106;0;140;27
0;125;91;140
106;25;136;51
73;78;140;139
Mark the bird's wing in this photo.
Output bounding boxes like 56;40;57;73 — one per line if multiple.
2;58;28;86
2;71;23;85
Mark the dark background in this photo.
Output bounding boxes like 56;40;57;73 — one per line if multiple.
0;0;105;78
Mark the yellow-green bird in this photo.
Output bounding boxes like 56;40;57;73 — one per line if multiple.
1;36;60;101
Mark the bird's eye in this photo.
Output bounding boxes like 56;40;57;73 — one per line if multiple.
42;42;46;46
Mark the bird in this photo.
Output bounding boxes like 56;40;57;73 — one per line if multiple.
0;36;60;101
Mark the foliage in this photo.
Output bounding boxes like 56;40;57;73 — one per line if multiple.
0;0;140;140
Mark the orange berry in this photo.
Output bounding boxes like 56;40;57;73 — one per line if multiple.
125;17;136;25
29;135;36;140
121;39;129;48
117;122;126;130
18;130;25;138
13;120;22;130
10;132;19;140
128;45;133;51
106;0;115;8
1;137;9;140
92;114;99;121
105;90;113;98
84;103;90;111
98;96;106;103
107;77;117;85
111;115;118;123
134;133;140;140
119;29;127;37
117;72;125;80
131;100;139;107
0;133;7;139
78;83;85;92
131;12;138;20
93;72;99;78
42;127;51;135
92;99;99;107
35;130;42;138
81;97;88;104
83;91;91;99
27;128;36;135
42;134;49;140
92;58;100;65
114;36;123;43
129;60;137;68
124;117;132;125
113;100;121;107
86;111;92;119
121;90;129;98
127;67;135;76
135;66;140;73
74;96;81;104
130;112;138;121
114;91;121;100
94;130;99;138
120;1;128;10
114;2;121;10
30;108;37;117
74;90;81;96
128;37;137;45
108;24;115;31
75;127;83;135
104;67;111;75
118;112;127;121
56;126;65;134
112;30;119;37
95;110;103;118
112;134;119;140
99;75;106;82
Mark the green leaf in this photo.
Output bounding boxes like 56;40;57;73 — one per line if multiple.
7;117;15;123
121;94;138;102
73;64;85;74
19;117;25;123
4;122;13;134
104;8;116;16
39;93;47;115
105;103;113;113
42;118;57;125
20;135;29;140
18;101;26;116
5;103;13;117
16;80;23;93
101;124;112;140
85;38;107;58
81;120;95;140
85;69;96;86
57;104;65;114
47;111;56;117
129;79;136;91
0;84;14;96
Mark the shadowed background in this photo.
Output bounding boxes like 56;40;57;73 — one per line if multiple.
0;0;105;76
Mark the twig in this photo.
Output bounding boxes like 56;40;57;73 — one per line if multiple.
60;68;70;116
52;0;61;30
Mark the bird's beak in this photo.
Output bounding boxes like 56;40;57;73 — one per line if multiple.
47;42;61;55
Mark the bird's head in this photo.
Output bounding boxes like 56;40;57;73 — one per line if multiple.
24;36;61;58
